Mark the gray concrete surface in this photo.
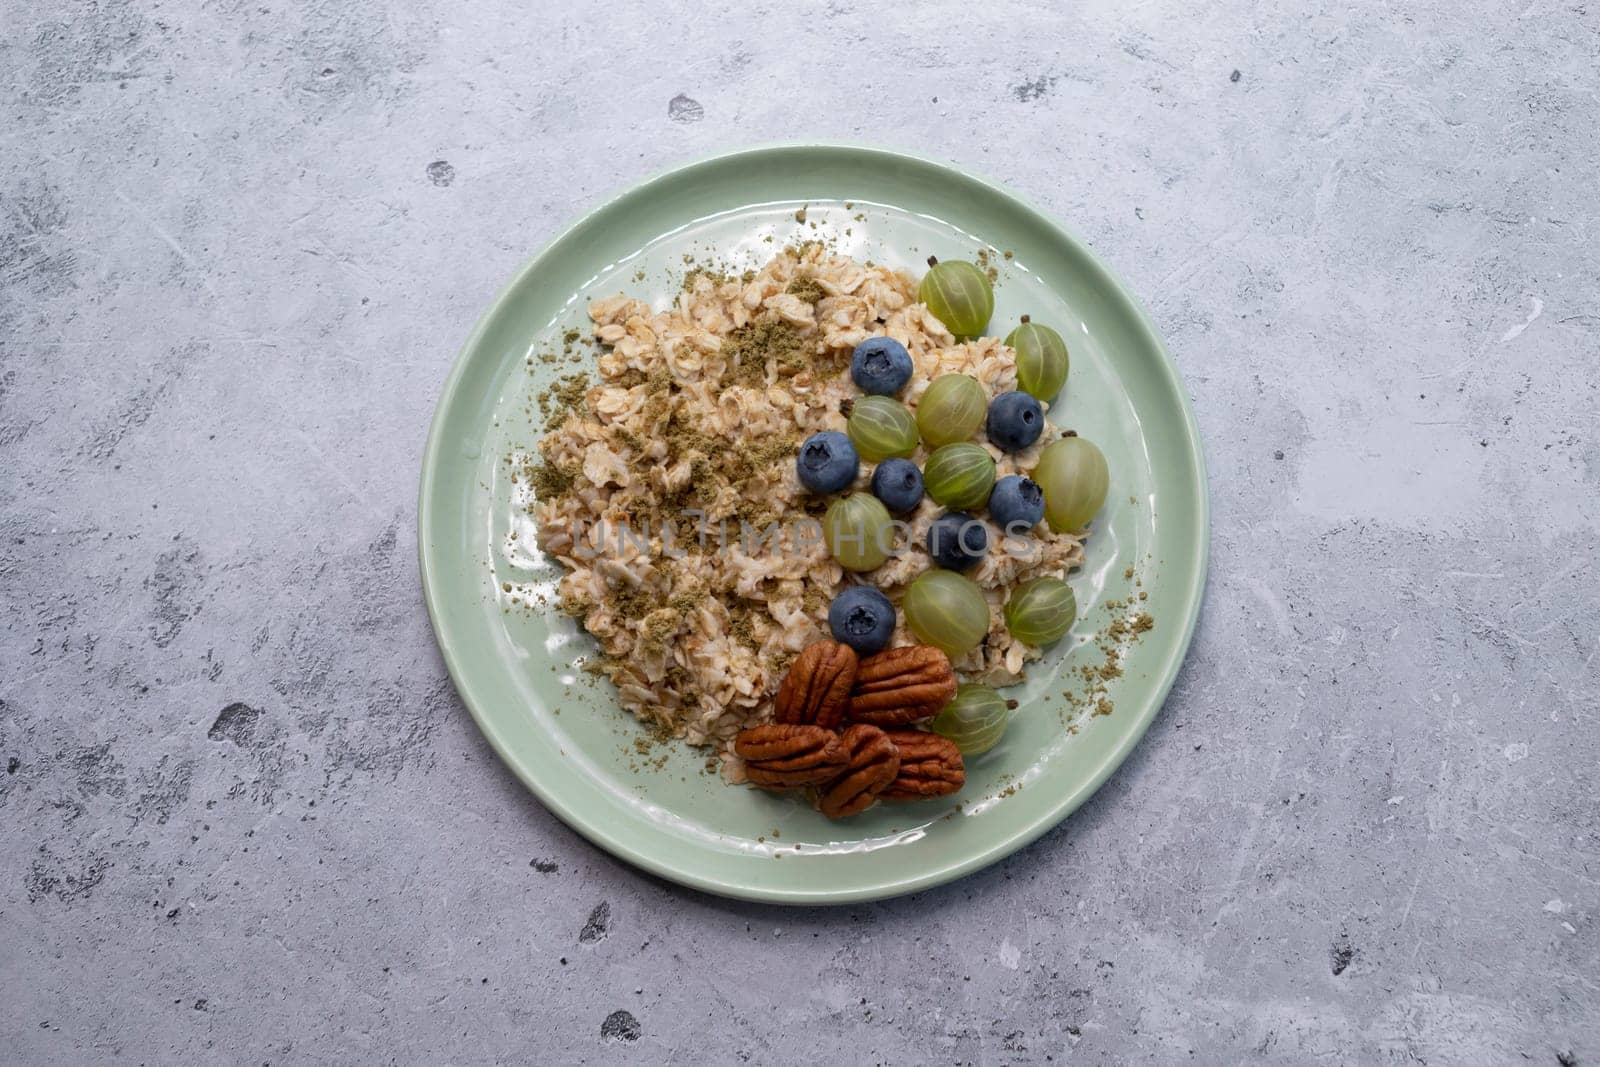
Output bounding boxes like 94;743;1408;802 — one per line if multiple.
2;0;1597;1062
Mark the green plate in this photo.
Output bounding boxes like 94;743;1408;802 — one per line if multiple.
419;144;1208;904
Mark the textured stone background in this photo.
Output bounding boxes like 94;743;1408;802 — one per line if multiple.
2;0;1597;1062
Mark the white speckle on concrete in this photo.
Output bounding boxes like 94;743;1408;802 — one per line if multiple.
998;939;1022;970
1246;576;1291;637
1499;295;1544;342
1504;743;1530;762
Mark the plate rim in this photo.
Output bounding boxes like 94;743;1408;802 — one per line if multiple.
418;141;1211;904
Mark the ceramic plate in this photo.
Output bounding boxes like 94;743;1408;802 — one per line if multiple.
419;144;1208;904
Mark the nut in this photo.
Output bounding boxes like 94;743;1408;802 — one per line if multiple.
881;730;965;800
817;724;901;819
734;724;848;789
848;646;958;727
774;640;857;730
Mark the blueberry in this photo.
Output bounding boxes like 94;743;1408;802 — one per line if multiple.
828;585;896;656
850;337;914;396
796;431;859;494
988;475;1045;534
985;390;1044;452
926;511;988;571
869;457;924;515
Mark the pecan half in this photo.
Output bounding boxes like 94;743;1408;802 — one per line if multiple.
848;646;958;727
881;730;965;800
817;724;901;819
735;724;847;789
774;640;857;730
